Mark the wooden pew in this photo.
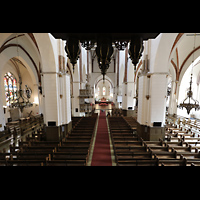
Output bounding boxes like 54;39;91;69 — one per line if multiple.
49;115;97;166
116;152;153;161
46;160;85;166
154;152;177;160
109;116;155;166
159;158;187;166
6;160;43;166
14;152;50;161
188;160;200;166
117;159;158;166
0;115;97;166
179;152;200;160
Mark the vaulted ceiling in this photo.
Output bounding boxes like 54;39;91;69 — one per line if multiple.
169;33;200;84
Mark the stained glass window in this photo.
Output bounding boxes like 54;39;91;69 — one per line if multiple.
4;72;17;106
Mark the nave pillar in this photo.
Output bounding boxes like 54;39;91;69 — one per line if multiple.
122;82;135;116
62;74;72;136
113;86;117;107
121;57;135;116
71;81;80;117
43;72;72;141
137;72;168;140
168;80;179;116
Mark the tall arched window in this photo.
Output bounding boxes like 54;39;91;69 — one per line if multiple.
4;72;17;106
103;86;106;96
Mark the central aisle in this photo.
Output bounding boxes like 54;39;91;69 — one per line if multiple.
91;110;112;166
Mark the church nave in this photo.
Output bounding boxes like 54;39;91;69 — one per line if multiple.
1;33;200;166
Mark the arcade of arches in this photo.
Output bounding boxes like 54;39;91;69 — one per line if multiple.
1;33;200;142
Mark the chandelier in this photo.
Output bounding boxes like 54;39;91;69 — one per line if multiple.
61;34;148;79
178;34;200;115
114;40;128;50
128;36;144;69
178;74;200;114
9;76;33;113
65;37;81;73
95;37;113;80
81;40;95;50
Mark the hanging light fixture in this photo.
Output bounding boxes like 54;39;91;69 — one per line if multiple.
65;37;81;73
95;37;113;80
178;73;200;114
114;40;128;50
62;34;148;78
80;40;95;50
128;36;144;70
178;33;200;114
10;76;33;113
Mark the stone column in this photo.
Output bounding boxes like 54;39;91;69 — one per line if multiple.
43;73;62;141
71;81;80;117
122;82;135;116
168;80;178;115
137;73;168;140
63;74;72;136
122;83;127;110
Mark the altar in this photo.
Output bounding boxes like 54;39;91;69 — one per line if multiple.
101;97;107;102
95;97;113;106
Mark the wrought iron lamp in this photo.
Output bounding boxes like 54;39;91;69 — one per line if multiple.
9;75;33;113
178;74;200;115
178;33;200;115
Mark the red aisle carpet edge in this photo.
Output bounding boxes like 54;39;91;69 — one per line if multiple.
91;110;112;166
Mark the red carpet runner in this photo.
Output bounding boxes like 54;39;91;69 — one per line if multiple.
91;110;112;166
